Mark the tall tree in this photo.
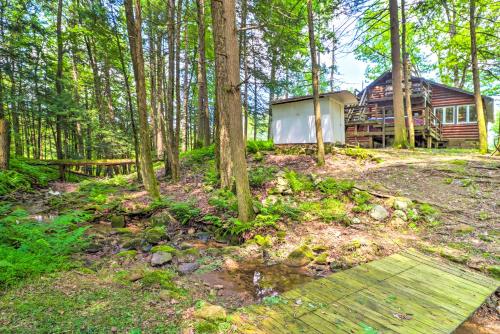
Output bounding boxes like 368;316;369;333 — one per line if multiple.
196;0;210;147
469;0;487;153
211;0;255;222
389;0;407;148
401;0;414;148
307;0;325;166
55;0;65;178
124;0;160;199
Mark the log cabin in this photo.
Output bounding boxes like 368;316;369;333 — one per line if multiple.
345;71;495;148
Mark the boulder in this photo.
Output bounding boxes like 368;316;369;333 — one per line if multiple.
369;205;389;221
285;245;313;267
150;210;175;226
389;217;406;229
110;215;126;228
177;262;199;275
194;303;227;321
393;210;408;221
151;251;173;266
391;197;413;211
144;227;166;244
121;238;143;250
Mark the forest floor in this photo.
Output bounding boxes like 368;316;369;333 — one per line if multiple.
0;146;498;333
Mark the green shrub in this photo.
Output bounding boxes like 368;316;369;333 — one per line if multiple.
203;162;219;186
167;201;201;224
0;159;62;195
316;178;354;196
284;170;313;193
258;198;301;220
180;145;215;165
0;208;89;287
247;140;274;153
249;166;277;187
209;189;238;214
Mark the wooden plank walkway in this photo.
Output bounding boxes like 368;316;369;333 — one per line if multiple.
237;249;499;334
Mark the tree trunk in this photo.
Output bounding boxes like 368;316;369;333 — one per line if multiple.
196;0;210;147
0;119;9;170
469;0;487;154
56;0;65;179
211;0;255;222
307;0;325;166
389;0;407;148
267;51;276;141
166;0;180;181
175;0;182;154
124;0;160;199
401;0;414;148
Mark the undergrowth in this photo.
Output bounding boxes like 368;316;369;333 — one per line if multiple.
0;204;90;287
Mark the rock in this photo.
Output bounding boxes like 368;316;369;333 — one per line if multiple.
150;210;174;226
86;241;103;253
330;261;343;272
151;251;173;266
187;228;196;235
121;238;142;250
440;248;469;264
453;224;475;234
158;289;171;301
391;197;413;211
110;215;125;228
393;210;407;221
144;226;166;244
127;270;144;282
223;258;239;271
194;303;227;321
151;244;177;254
389;217;406;229
285;245;314;267
275;176;292;195
196;232;210;242
214;284;224;290
351;217;361;225
177;262;199;275
369;205;389;221
142;243;153;252
179;242;192;250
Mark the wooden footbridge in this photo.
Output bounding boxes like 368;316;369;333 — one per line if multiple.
238;250;499;333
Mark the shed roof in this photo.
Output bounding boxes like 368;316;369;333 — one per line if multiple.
271;90;358;106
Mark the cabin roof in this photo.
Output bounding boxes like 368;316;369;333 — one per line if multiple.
271;90;358;106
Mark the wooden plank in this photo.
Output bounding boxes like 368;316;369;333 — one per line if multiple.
401;249;499;287
240;251;497;334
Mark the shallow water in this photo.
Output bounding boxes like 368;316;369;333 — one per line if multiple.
199;261;313;302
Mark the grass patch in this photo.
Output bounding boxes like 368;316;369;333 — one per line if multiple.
180;145;215;166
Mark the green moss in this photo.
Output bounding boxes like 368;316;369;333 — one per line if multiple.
288;245;314;260
144;226;166;244
315;253;328;264
299;198;347;223
247;140;274;153
487;265;500;279
116;250;137;259
254;235;272;248
150;245;177;254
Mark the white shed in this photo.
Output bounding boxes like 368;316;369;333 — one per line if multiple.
271;91;358;145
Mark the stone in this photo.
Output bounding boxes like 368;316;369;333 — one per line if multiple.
453;224;475;234
144;227;166;244
389;217;406;229
187;228;196;235
285;246;313;267
121;238;142;250
177;262;199;275
194;303;227;321
392;197;413;211
158;289;171;301
214;284;224;290
150;210;174;226
223;258;239;271
151;251;173;266
110;215;125;228
393;210;407;221
369;205;389;221
351;217;361;225
196;232;210;242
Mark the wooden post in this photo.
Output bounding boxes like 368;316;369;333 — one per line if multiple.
427;135;432;149
0;119;10;170
382;107;386;148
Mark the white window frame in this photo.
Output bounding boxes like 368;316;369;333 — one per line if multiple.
441;106;456;124
433;105;477;125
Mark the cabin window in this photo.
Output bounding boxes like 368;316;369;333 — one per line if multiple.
457;106;467;123
443;106;455;124
434;105;477;125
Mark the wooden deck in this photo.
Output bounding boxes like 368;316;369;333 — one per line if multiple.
238;249;499;333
